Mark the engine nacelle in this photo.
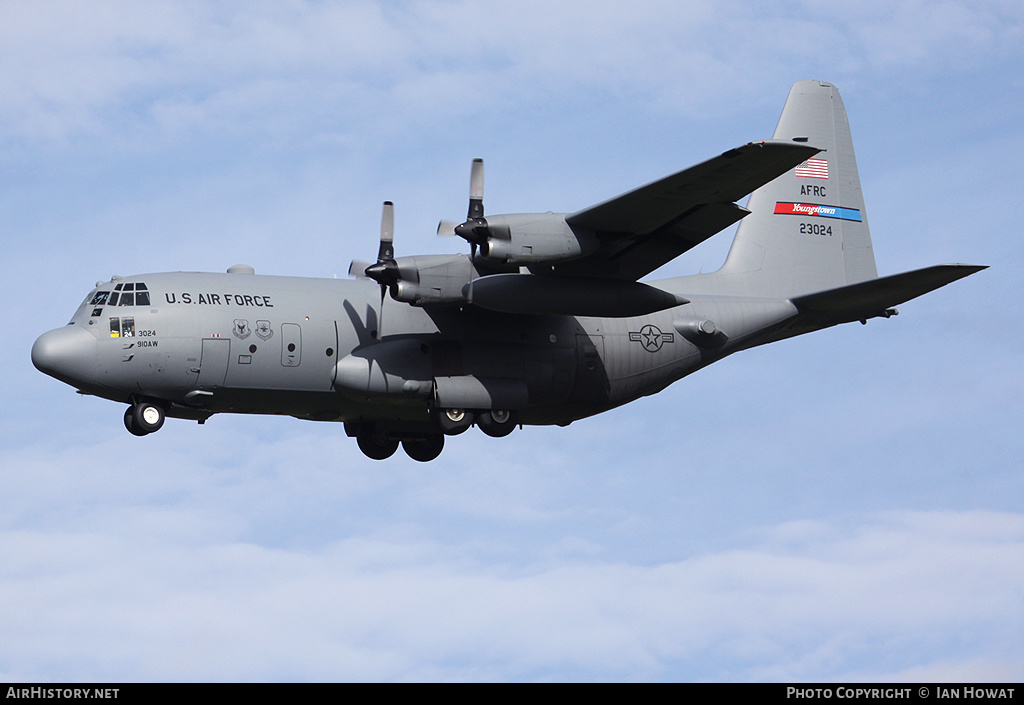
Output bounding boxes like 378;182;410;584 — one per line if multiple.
477;213;598;266
389;254;477;307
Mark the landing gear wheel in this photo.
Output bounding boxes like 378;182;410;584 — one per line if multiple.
477;409;518;438
433;407;474;436
124;407;149;436
402;434;445;462
357;429;400;460
131;401;165;434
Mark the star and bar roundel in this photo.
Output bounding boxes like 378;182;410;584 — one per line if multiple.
629;324;674;353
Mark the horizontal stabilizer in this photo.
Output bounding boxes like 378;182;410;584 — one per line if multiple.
792;264;987;323
467;273;688;317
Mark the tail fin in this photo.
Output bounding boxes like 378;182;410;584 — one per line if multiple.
718;80;877;298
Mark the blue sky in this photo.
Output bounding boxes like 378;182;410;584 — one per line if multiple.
2;0;1022;681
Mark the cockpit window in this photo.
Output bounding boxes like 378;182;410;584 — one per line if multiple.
90;282;149;308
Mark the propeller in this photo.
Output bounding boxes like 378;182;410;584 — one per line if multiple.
455;158;489;252
435;159;490;302
363;201;398;337
438;159;490;250
364;201;398;292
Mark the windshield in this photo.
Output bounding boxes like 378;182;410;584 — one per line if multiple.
86;282;151;308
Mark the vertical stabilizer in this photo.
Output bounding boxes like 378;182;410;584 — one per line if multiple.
717;81;877;298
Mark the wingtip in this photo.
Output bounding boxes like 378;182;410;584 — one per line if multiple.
941;263;989;274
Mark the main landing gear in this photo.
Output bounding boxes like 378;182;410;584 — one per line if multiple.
354;425;445;463
432;407;474;435
430;408;519;437
350;408;522;462
356;427;401;460
350;407;520;463
123;399;166;436
402;435;445;462
476;409;518;438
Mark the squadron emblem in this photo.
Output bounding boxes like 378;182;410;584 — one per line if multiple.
233;319;251;340
255;320;274;341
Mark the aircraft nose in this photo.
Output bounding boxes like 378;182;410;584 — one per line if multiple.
32;326;98;386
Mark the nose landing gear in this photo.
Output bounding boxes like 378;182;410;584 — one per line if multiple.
123;399;166;436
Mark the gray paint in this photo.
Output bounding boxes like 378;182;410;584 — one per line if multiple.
31;81;985;461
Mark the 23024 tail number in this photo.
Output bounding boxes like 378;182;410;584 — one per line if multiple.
800;223;833;236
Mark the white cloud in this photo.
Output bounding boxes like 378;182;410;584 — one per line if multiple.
3;1;1020;149
1;485;1021;681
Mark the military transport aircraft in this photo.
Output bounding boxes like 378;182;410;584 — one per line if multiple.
32;81;984;462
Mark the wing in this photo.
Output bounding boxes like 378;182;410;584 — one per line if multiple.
554;140;821;280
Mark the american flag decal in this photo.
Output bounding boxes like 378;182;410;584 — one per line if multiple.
795;158;828;179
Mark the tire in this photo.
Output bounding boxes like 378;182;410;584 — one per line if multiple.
402;435;445;462
477;409;518;438
124;406;149;436
356;429;399;460
433;407;474;436
132;401;165;434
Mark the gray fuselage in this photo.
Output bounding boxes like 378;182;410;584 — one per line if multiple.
34;266;793;434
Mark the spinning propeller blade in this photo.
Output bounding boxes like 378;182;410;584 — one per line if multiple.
363;202;400;334
364;201;399;290
436;219;460;237
377;200;394;262
454;158;489;249
468;157;484;220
